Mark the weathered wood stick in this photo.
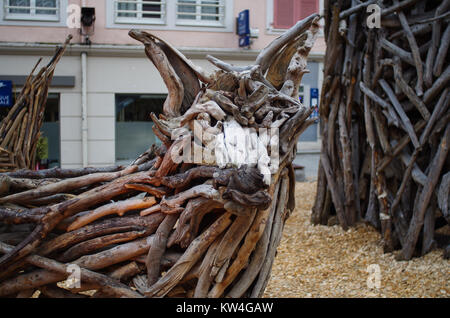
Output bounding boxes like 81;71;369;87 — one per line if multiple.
0;243;142;298
128;31;184;118
169;197;223;248
422;201;436;255
0;171;157;274
129;30;212;84
2;165;125;179
109;261;142;282
424;0;450;87
391;58;430;120
339;0;376;19
377;120;426;172
0;165;138;204
124;183;168;198
433;24;450;77
72;236;153;271
255;13;319;74
0;241;142;298
423;64;450;104
285;16;320;100
210;212;256;282
161;166;221;189
38;213;165;256
39;284;88;298
380;37;415;66
206;55;252;73
394;0;424;96
381;0;420;16
359;81;401;127
59;230;148;262
135;212;233;297
378;79;420;148
160;184;222;209
398;124;449;260
67;197;157;232
193;231;225;298
224;180;281;297
0;207;42;225
338;102;357;226
145;213;178;286
250;175;289;297
319;150;348;230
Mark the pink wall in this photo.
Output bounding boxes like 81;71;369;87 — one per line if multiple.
0;0;325;53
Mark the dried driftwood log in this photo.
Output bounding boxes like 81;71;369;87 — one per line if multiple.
312;0;449;260
0;14;320;297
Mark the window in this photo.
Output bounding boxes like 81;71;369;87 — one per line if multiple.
4;0;59;21
273;0;318;29
298;84;320;143
107;0;232;31
176;0;225;26
40;93;60;168
297;84;318;142
115;0;166;24
115;94;165;165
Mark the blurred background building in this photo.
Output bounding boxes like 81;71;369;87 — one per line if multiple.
0;0;325;179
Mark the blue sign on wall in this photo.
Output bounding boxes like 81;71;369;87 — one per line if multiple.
237;9;250;47
0;80;12;107
310;88;319;122
237;9;250;36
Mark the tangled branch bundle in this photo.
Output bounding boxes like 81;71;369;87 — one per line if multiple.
312;0;449;260
0;15;319;297
0;35;72;172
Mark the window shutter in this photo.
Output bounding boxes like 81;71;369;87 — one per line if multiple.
273;0;295;29
297;0;318;20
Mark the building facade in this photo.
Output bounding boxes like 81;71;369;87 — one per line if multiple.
0;0;325;173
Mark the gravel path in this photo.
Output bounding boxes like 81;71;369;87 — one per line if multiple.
263;181;450;298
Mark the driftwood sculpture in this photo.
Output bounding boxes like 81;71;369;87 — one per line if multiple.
0;15;319;297
312;0;449;260
0;36;72;173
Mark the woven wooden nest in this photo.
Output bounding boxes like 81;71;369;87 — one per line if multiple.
0;15;320;298
312;0;450;261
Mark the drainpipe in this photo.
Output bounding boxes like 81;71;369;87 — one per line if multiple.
81;51;88;167
80;0;88;167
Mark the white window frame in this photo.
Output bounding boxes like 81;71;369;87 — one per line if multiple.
114;0;166;25
175;0;225;28
3;0;60;22
106;0;233;32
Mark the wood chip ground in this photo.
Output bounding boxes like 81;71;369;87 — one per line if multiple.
263;182;449;298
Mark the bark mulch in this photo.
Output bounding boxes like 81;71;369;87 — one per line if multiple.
263;181;449;298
